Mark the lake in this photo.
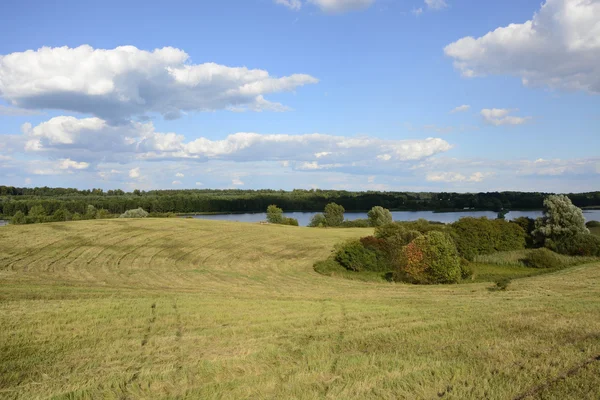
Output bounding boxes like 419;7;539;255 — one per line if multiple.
186;210;600;227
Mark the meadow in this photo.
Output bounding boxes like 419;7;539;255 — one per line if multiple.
1;219;600;399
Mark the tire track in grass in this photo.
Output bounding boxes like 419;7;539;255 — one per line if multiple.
123;302;158;397
513;354;600;400
324;303;348;398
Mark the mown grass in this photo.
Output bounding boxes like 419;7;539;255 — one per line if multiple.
1;219;600;399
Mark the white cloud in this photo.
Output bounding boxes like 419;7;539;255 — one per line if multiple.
172;180;182;185
24;178;31;185
175;172;184;177
0;45;318;122
195;182;203;186
425;0;448;10
129;168;141;178
18;116;453;165
307;0;374;13
412;7;423;16
480;108;531;126
444;0;600;93
232;178;244;186
450;104;470;113
58;158;89;170
275;0;302;10
426;171;488;183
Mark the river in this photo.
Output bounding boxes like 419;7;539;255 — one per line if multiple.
186;210;600;227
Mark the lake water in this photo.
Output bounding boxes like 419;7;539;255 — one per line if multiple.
187;210;600;227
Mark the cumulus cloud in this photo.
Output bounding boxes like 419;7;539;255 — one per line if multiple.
307;0;374;13
175;172;184;177
425;0;448;10
426;171;488;183
444;0;600;93
450;104;470;113
0;45;318;123
172;180;182;185
129;168;141;178
275;0;302;10
17;116;453;165
232;178;244;186
480;109;531;126
58;158;89;170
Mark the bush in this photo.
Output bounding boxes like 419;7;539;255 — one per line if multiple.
586;220;600;228
555;233;600;257
459;258;474;280
96;209;111;219
494;277;512;291
281;217;299;226
340;218;371;228
533;195;589;247
398;231;462;284
334;240;383;272
72;212;82;221
451;217;525;260
511;217;536;248
28;205;47;223
375;224;422;245
119;208;148;218
367;206;393;227
308;213;327;227
522;248;564;269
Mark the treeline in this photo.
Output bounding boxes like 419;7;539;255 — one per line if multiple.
1;185;600;218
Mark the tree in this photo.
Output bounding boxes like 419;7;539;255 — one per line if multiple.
266;205;284;224
11;211;26;225
85;205;97;219
96;209;111;219
324;203;345;227
28;205;46;223
533;195;589;248
308;213;326;227
367;206;393;227
52;208;71;222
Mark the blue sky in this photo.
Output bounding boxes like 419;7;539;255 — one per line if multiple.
0;0;599;192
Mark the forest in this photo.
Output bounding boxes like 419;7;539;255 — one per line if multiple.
1;186;600;217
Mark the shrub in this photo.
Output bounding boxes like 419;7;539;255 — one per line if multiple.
266;205;284;224
28;205;46;223
586;220;600;228
85;205;97;219
11;211;26;225
375;224;422;245
340;218;371;228
451;217;525;260
511;217;536;248
72;212;82;221
367;206;393;227
459;258;474;280
495;277;512;291
334;240;382;272
555;233;600;257
119;208;148;218
324;203;345;227
308;213;327;227
281;217;299;226
522;248;564;269
96;209;111;219
399;231;462;284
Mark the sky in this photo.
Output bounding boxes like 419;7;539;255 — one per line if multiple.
0;0;599;192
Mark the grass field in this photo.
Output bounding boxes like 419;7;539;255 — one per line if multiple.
1;219;600;399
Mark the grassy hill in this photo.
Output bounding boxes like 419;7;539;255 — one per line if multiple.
1;219;599;399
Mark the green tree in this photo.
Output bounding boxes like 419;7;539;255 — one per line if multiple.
11;211;26;225
367;206;393;227
533;195;589;248
324;203;345;227
266;205;284;224
85;205;97;219
95;209;111;219
120;208;149;218
308;213;326;227
52;208;71;222
28;205;46;223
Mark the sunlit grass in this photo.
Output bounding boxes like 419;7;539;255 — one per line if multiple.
1;219;600;399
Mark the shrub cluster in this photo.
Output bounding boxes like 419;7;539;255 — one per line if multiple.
265;205;299;226
10;204;113;225
586;220;600;228
522;248;564;269
554;234;600;257
451;217;526;260
119;208;149;218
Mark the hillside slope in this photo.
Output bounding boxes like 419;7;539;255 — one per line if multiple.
1;219;599;399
